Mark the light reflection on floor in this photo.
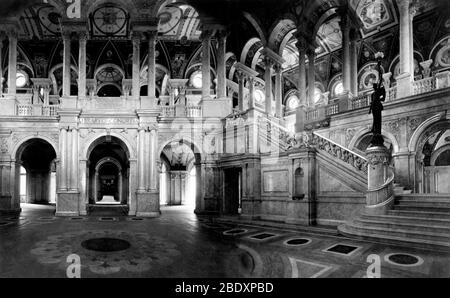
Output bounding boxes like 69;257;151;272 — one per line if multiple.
0;204;449;278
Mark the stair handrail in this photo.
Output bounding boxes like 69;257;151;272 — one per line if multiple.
311;132;368;174
365;166;395;214
312;132;367;160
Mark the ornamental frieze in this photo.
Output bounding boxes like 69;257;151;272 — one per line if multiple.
79;118;139;125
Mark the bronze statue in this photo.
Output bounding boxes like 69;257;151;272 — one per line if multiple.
368;58;386;146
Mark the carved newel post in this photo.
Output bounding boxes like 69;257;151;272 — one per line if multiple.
365;146;393;215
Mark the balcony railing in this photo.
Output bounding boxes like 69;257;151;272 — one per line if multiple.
16;104;59;116
159;104;202;118
302;71;450;128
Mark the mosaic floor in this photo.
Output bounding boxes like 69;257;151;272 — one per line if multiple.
0;204;449;278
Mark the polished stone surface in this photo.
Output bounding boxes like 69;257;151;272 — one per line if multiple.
1;204;450;278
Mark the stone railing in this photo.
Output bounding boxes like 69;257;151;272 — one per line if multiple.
159;104;202;118
311;132;368;174
302;71;449;128
350;92;372;110
16;104;59;116
185;105;202;117
413;76;435;96
365;166;395;213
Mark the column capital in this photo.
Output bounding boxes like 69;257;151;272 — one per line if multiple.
262;47;285;67
396;0;410;9
236;70;246;83
273;63;283;74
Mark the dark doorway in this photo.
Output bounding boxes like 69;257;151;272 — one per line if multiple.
223;168;242;215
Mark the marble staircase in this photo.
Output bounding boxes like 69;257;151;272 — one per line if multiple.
339;193;450;252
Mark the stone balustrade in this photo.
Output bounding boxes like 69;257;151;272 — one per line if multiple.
159;104;202;118
16;104;59;116
303;71;449;128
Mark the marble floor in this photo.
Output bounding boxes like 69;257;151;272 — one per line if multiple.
0;204;449;278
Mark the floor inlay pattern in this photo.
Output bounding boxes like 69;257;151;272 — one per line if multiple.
30;230;180;274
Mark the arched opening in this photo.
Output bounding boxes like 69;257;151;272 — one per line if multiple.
354;133;393;157
15;138;57;207
86;136;130;214
416;124;450;194
160;140;200;211
293;167;305;200
97;84;122;97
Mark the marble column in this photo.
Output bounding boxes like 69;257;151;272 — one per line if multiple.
201;30;212;100
7;30;17;96
397;0;412;77
296;39;307;105
0;33;4;97
144;130;150;190
340;14;351;93
409;6;417;78
59;128;67;190
118;171;123;203
132;33;141;99
94;170;98;202
62;31;71;97
66;128;73;190
78;32;87;97
274;64;283;118
70;128;78;190
147;31;157;99
248;77;255;109
149;128;158;190
216;31;227;99
264;57;274;115
307;49;316;107
138;128;145;191
350;29;359;97
237;71;245;111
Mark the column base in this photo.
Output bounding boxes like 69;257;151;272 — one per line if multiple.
396;73;412;98
135;190;160;217
56;191;80;217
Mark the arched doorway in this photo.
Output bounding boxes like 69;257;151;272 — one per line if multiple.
414;121;450;193
15;138;57;207
159;140;200;211
86;136;130;214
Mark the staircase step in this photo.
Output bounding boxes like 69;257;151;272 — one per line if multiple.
388;209;450;219
354;217;450;234
340;220;450;244
396;194;450;200
338;223;450;252
361;213;450;225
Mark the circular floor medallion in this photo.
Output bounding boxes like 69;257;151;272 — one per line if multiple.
81;238;131;252
384;253;424;267
284;238;311;246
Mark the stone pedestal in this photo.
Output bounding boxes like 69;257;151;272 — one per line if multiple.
365;145;393;215
0;96;17;115
135;190;160;217
396;73;412;98
56;191;80;216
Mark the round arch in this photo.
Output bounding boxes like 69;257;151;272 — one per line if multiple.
95;156;122;172
408;113;447;152
348;127;400;154
84;134;134;161
12;136;59;161
157;137;203;163
430;144;450;166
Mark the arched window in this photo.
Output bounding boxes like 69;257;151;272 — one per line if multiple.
253;89;265;103
16;71;28;88
286;94;300;110
190;70;202;89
